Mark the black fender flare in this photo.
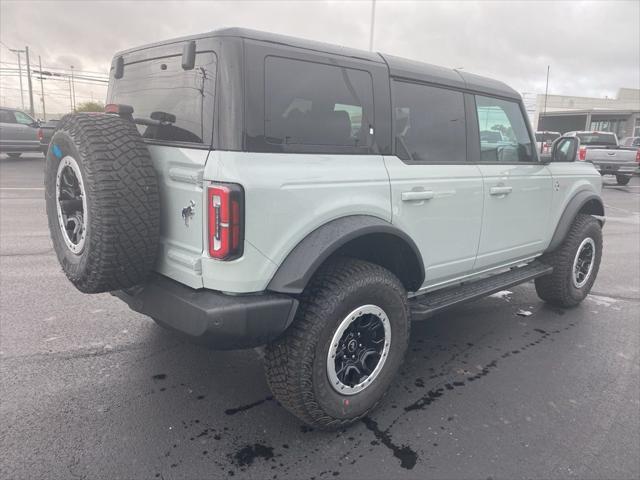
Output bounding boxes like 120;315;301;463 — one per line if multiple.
267;215;425;294
546;190;605;252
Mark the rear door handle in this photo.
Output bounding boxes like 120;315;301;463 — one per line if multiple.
401;190;434;202
489;186;513;196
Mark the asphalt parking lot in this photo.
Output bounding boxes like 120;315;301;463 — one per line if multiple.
1;153;639;480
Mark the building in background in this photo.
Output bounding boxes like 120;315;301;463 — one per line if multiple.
535;88;640;138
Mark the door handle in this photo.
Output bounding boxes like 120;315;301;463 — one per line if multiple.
489;186;513;196
401;190;434;202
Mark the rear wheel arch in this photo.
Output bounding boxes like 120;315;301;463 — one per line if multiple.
267;215;425;294
546;191;604;253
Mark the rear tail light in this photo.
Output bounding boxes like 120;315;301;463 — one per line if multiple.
208;183;244;260
543;142;550;154
636;149;640;164
578;147;587;161
37;128;43;142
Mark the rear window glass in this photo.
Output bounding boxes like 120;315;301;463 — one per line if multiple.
108;51;216;145
535;132;560;142
264;56;374;150
576;133;617;146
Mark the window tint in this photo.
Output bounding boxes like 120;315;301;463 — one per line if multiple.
264;57;374;149
109;51;216;145
475;95;534;163
392;81;466;163
14;111;34;125
0;110;16;124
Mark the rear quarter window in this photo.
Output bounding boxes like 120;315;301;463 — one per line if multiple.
264;56;374;152
108;51;217;146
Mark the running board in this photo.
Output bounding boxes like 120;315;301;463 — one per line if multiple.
409;261;553;321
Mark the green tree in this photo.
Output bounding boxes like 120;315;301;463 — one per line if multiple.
75;101;104;113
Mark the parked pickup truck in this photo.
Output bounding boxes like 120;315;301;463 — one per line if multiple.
44;28;606;428
38;119;59;155
0;107;41;158
564;131;640;185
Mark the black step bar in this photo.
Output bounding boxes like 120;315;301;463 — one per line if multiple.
409;261;553;321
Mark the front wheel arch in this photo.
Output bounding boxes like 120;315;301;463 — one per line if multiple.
546;191;604;253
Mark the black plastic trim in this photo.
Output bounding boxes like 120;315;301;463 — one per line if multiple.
113;274;298;350
546;191;605;252
267;215;425;294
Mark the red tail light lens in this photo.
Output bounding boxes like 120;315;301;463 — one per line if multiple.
208;183;244;260
37;128;43;141
578;147;587;161
636;149;640;164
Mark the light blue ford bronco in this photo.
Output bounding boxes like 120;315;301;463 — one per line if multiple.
45;28;604;428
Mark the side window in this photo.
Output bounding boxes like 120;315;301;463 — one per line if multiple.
14;111;34;125
392;81;466;163
264;56;374;151
475;95;534;163
0;110;16;124
554;138;577;163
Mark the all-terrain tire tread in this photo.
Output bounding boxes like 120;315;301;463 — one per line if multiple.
264;258;409;429
45;113;160;293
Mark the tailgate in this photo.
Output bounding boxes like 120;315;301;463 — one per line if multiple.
587;148;637;166
148;145;209;288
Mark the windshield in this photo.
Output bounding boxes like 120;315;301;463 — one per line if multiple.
576;132;617;146
108;50;216;145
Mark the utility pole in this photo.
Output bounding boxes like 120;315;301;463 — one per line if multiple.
9;49;25;110
25;46;35;116
368;0;377;52
543;65;550;116
38;56;46;120
68;76;74;112
70;65;76;111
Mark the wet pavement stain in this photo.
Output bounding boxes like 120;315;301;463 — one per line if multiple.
225;396;273;415
361;417;418;469
231;443;275;467
152;373;167;380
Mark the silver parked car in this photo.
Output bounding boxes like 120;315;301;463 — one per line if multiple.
0;107;41;158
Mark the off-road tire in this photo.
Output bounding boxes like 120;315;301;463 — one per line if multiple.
616;175;631;186
7;152;21;159
264;258;410;429
535;214;602;307
45;113;160;293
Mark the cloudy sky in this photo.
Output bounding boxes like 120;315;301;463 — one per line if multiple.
1;0;638;115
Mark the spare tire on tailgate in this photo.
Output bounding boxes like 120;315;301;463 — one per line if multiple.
45;113;160;293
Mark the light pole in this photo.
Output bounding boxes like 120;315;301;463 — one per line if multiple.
369;0;376;52
25;46;35;116
9;48;25;110
38;56;46;121
543;65;550;115
70;65;76;111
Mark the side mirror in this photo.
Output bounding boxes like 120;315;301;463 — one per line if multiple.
551;137;579;163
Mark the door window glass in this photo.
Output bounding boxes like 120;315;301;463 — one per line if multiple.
392;81;466;163
475;95;534;163
264;56;374;150
14;111;34;125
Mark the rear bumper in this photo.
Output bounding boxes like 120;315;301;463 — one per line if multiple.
113;274;298;350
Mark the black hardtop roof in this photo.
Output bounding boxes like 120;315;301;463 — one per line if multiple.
115;27;520;100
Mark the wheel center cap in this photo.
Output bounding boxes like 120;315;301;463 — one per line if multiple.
347;339;358;353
